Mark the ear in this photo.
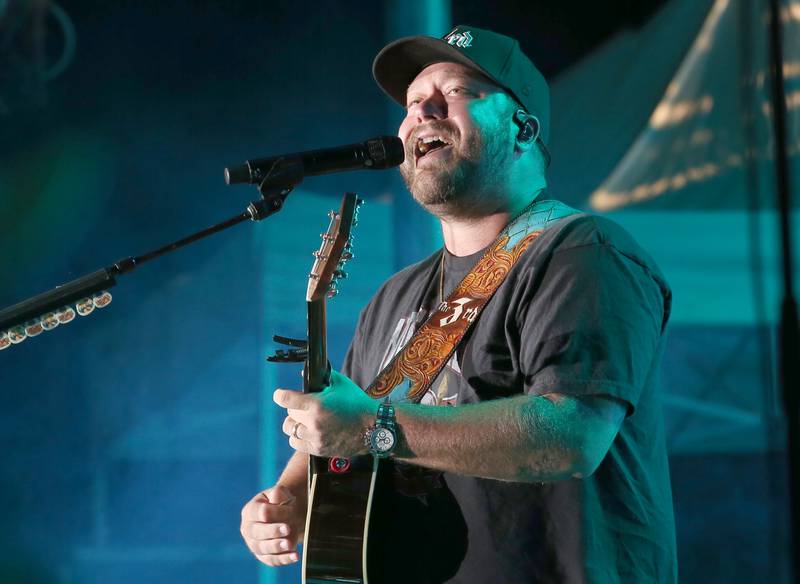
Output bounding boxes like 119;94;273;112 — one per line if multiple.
513;110;540;152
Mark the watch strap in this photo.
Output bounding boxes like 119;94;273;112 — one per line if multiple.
376;402;395;431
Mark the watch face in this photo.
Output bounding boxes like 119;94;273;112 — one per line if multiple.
371;428;396;453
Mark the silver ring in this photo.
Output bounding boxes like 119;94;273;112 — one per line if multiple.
291;421;301;439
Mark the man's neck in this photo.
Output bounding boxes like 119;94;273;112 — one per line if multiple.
439;212;512;256
437;186;546;256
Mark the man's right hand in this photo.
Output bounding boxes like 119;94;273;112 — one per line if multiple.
240;484;306;566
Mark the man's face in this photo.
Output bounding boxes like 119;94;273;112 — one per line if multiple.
398;61;516;216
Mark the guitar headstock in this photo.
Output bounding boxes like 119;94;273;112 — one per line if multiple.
307;192;362;303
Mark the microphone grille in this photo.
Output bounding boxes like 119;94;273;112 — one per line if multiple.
367;136;405;169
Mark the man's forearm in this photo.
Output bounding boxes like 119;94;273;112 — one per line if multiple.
272;373;625;484
393;393;618;482
277;451;309;503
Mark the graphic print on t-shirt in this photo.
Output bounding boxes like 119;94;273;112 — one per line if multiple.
420;354;460;406
379;307;462;406
378;308;428;372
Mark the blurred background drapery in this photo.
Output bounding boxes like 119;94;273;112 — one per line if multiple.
1;1;798;582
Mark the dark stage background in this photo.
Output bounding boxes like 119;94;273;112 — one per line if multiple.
1;1;797;583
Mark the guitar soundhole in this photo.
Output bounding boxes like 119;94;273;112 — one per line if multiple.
329;457;351;474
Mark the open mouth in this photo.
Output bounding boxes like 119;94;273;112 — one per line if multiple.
414;135;453;164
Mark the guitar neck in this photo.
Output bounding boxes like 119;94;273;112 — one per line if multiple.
304;299;329;393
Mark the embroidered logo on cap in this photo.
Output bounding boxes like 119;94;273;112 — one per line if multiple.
444;30;473;48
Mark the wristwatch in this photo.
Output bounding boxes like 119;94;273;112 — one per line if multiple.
364;402;397;458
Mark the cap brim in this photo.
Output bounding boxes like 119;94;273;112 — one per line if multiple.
372;35;499;109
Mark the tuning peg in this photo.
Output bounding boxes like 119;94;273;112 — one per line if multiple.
328;210;340;219
341;251;354;262
0;331;9;350
327;288;340;299
356;198;365;206
334;269;348;279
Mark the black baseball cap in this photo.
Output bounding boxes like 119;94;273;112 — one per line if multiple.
373;25;551;163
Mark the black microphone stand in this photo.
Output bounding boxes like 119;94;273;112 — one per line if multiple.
767;0;799;582
0;161;304;338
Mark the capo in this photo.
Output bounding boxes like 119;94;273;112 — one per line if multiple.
266;334;308;362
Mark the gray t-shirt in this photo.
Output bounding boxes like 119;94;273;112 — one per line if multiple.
342;202;677;583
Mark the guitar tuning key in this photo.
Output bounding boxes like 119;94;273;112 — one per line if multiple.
327;210;340;219
333;269;348;279
327;288;340;299
0;331;10;350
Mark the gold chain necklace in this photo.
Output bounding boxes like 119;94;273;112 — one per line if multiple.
438;251;446;305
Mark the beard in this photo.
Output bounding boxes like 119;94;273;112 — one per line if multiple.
399;118;512;219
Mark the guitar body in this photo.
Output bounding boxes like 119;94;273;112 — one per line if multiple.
302;455;377;583
303;457;464;584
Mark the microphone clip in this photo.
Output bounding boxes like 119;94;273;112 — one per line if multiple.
248;159;305;222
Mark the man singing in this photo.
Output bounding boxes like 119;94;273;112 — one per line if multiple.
240;26;677;583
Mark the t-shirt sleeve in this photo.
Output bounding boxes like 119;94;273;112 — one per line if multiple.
340;304;372;390
519;240;668;414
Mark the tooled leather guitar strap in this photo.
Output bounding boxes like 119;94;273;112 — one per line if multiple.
365;198;577;404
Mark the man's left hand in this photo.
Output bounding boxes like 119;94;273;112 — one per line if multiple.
273;370;377;458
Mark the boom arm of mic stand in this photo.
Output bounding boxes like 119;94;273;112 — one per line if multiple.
0;166;305;347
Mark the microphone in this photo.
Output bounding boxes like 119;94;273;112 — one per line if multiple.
225;136;405;185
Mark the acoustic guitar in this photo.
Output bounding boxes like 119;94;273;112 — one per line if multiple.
300;192;376;584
